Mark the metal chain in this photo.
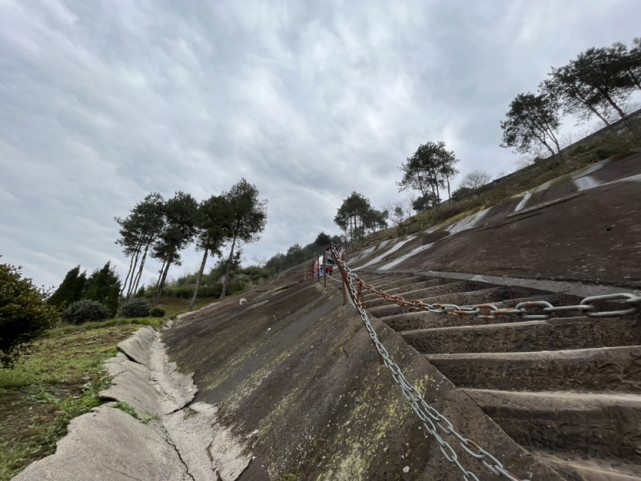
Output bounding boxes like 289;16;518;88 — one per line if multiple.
356;279;641;320
329;245;529;481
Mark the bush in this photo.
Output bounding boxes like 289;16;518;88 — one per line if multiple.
0;263;60;368
119;298;150;318
149;307;165;318
61;299;109;325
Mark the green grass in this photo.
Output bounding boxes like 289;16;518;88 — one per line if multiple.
151;296;218;319
0;316;178;481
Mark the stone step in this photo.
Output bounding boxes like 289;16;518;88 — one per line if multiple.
401;316;641;354
367;285;528;317
462;389;641;465
362;277;454;301
380;293;575;331
531;450;641;481
425;346;641;392
364;280;494;308
364;274;418;290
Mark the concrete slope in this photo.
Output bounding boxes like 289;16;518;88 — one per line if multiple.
163;272;563;480
351;150;641;291
157;151;641;480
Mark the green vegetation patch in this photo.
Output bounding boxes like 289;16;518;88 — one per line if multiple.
0;320;158;481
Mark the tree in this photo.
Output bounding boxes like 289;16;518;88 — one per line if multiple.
286;244;308;265
152;192;198;302
543;41;641;137
459;170;492;190
412;192;440;212
399;141;458;203
1;262;59;368
500;92;562;157
384;197;415;226
115;193;165;298
334;192;387;245
47;265;87;309
313;232;332;249
219;179;267;299
84;262;121;317
626;38;641;89
189;195;231;310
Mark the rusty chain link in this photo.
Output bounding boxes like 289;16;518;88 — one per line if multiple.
329;245;530;481
356;278;641;321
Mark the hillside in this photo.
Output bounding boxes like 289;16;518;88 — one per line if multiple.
10;144;641;480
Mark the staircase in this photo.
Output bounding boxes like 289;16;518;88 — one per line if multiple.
355;270;641;480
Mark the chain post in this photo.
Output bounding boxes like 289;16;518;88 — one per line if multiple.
341;250;348;305
323;251;327;288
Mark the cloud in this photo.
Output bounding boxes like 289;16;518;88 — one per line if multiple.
1;0;640;287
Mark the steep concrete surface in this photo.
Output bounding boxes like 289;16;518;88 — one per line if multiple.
162;276;564;480
352;150;641;290
160;151;640;480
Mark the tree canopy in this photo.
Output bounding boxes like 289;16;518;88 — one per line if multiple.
46;265;87;309
545;42;638;128
502;39;641;157
83;262;121;317
398;141;458;206
500;92;562;157
152;191;198;301
219;179;267;299
334;192;387;245
115;192;165;298
190;195;232;309
459;170;492;190
1;262;59;368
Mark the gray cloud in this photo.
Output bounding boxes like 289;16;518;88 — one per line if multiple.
1;0;640;288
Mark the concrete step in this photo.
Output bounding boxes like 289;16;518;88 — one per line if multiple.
380;294;572;331
401;316;641;354
362;277;454;301
364;280;493;308
363;274;418;291
462;389;641;465
531;450;641;481
367;285;527;317
425;346;641;392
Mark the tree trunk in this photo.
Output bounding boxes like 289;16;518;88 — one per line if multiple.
190;248;209;310
533;130;557;157
154;260;171;304
220;235;237;299
570;87;612;126
153;259;167;299
120;249;138;296
130;244;150;298
599;91;641;140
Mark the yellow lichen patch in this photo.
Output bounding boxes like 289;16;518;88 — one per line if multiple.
436;205;487;230
224;348;292;412
321;443;369;481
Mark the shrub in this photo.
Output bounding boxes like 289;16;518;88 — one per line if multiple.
119;298;150;318
149;307;165;318
0;263;60;367
61;300;109;325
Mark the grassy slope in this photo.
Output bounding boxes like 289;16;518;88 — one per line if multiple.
0;297;215;481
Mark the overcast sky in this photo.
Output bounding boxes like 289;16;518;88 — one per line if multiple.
1;0;640;290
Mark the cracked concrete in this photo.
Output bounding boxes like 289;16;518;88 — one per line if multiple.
13;326;251;481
